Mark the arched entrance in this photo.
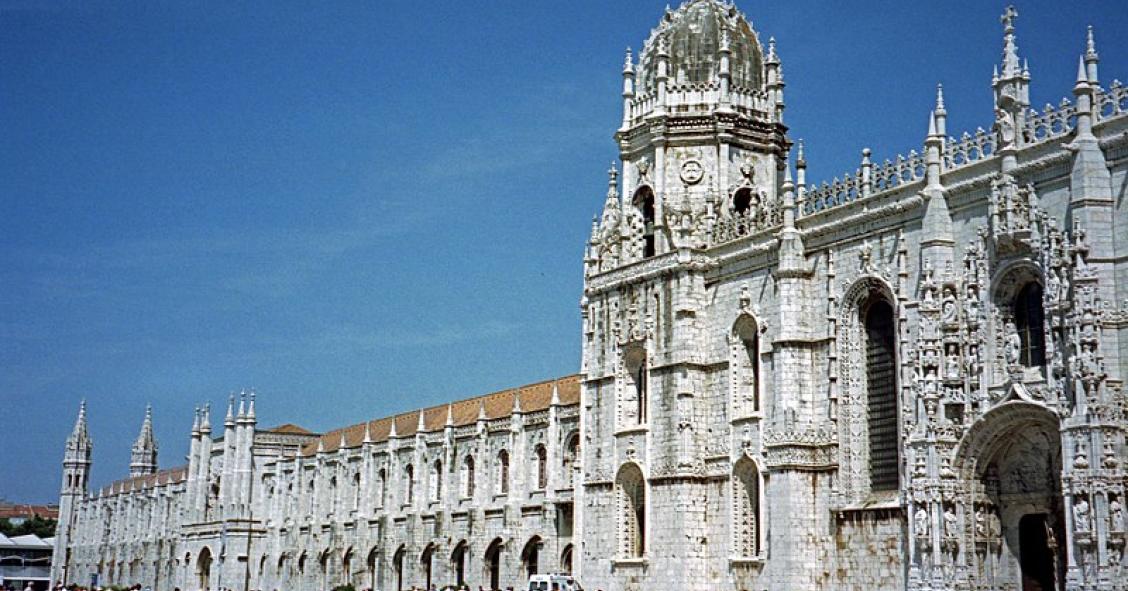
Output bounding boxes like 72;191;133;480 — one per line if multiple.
420;543;436;590
956;402;1065;590
367;547;379;591
392;545;406;591
520;536;542;578
560;544;573;575
197;547;212;591
484;538;503;590
450;540;468;586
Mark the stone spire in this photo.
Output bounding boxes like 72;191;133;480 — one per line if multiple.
933;84;947;137
129;405;158;477
999;6;1021;78
68;400;91;451
1084;25;1099;83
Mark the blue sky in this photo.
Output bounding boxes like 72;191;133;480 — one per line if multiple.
1;1;1125;503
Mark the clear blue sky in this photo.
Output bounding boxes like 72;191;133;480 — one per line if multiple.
2;1;1125;503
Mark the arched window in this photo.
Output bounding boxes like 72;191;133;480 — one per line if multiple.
431;459;443;502
498;451;510;495
633;186;656;258
377;468;386;507
329;476;338;514
733;188;752;215
733;315;760;417
864;298;899;491
461;455;475;499
563;433;579;483
535;444;548;490
616;463;646;558
624;347;648;425
404;464;414;505
732;457;760;557
352;472;361;511
1014;282;1047;367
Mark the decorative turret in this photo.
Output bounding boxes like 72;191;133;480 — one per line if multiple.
129;404;158;477
51;401;93;586
993;5;1030;165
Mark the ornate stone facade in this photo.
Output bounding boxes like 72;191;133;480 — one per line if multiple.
52;2;1128;590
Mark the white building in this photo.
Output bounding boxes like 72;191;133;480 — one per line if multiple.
53;2;1128;590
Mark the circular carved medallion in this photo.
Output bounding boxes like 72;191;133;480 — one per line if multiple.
680;160;704;185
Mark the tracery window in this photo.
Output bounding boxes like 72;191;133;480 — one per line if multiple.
352;472;361;511
404;464;414;505
431;459;442;502
535;444;548;490
498;450;510;495
633;187;656;258
616;463;646;558
461;455;475;499
732;458;760;557
864;298;899;491
562;433;579;483
1014;282;1046;367
623;347;648;425
732;315;760;417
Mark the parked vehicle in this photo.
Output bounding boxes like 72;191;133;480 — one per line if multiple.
526;573;582;591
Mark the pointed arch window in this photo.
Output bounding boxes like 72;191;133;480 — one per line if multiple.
624;346;648;425
430;459;442;502
498;450;510;495
377;468;386;508
633;187;656;258
404;464;414;505
615;464;646;558
732;458;760;557
733;316;760;417
1014;282;1046;367
864;298;899;491
535;444;548;490
461;455;475;499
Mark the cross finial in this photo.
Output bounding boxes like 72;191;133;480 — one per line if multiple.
1001;6;1018;31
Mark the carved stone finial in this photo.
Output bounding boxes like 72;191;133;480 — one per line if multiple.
935;83;946;113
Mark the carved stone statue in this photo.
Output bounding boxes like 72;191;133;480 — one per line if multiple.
943;506;958;537
942;288;957;322
975;506;987;537
1047;268;1062;303
1003;320;1022;365
914;505;930;537
995;107;1016;150
1074;496;1091;532
1110;496;1125;532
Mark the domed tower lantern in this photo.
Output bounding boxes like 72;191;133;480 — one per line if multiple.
612;0;790;261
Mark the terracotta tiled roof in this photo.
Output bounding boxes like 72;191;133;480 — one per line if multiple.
261;423;314;435
0;504;58;520
300;375;580;457
98;465;189;497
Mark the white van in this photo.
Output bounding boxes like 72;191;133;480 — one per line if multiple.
527;573;583;591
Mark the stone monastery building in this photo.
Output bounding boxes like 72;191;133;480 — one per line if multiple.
52;2;1128;590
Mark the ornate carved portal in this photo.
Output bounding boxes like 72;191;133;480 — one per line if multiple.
953;403;1065;591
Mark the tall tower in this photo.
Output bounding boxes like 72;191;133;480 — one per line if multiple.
580;2;789;590
129;404;159;477
51;401;93;586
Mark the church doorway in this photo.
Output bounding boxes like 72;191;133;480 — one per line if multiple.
957;403;1065;590
1018;513;1060;591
